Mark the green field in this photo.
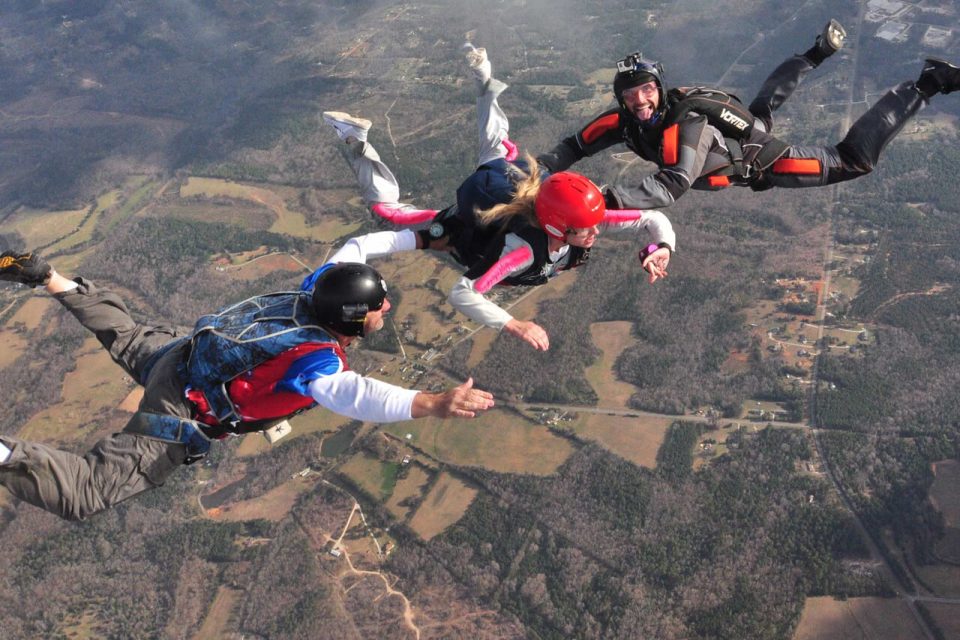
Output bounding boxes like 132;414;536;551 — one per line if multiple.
339;451;401;500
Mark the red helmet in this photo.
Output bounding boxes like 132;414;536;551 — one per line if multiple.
534;172;605;239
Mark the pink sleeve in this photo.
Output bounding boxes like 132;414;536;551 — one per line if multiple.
602;209;645;225
371;203;438;225
474;245;534;294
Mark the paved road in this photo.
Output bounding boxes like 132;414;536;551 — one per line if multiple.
510;401;804;429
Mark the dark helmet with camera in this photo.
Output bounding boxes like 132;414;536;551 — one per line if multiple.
613;53;667;124
311;263;388;337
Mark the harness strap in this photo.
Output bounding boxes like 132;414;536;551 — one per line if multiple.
751;137;791;172
138;337;189;385
726;138;747;178
124;412;212;465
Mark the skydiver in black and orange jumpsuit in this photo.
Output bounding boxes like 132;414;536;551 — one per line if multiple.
537;20;960;209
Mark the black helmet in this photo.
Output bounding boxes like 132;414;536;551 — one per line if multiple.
613;52;666;124
311;262;388;337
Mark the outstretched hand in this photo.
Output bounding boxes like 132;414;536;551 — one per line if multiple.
641;247;671;284
412;377;495;419
504;318;550;351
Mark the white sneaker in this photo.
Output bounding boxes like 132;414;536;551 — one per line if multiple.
322;111;372;143
817;19;846;55
463;43;491;85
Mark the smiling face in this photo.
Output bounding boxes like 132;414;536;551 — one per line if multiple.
621;81;660;122
564;225;600;249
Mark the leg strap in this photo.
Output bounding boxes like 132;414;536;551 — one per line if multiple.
124;412;211;465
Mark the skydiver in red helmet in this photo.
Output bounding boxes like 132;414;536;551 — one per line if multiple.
537;20;960;208
322;44;676;351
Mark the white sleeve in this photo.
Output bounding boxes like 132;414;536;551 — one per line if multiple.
448;276;516;330
601;210;676;252
327;230;418;265
308;370;419;422
446;234;534;331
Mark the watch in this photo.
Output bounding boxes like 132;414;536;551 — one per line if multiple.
428;221;445;238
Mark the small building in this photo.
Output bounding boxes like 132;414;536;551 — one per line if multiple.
329;548;342;558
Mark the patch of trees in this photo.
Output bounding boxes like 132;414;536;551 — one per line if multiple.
656;421;702;482
80;216;308;323
394;428;879;639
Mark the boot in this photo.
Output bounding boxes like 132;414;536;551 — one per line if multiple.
916;58;960;98
322;111;372;143
803;19;846;67
463;43;491;86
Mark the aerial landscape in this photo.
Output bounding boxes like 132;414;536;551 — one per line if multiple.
2;0;960;638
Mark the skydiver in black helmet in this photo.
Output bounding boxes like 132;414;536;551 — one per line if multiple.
537;19;960;209
0;244;494;521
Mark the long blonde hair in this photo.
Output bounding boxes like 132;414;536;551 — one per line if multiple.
475;152;542;228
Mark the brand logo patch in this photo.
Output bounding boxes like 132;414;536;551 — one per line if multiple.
720;108;749;131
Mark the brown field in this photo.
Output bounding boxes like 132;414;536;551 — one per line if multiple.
914;564;960;597
192;586;240;640
934;528;960;566
18;338;134;442
585;321;637;408
8;296;54;330
206;474;318;522
393;287;452;346
221;252;308;281
0;330;28;369
179;177;362;241
153;201;276;230
792;597;927;640
408;472;478;540
920;602;960;639
930;460;960;527
59;608;104;640
293;212;362;243
570;413;671;468
929;460;960;565
383;408;573;475
235;410;352;457
385;465;432;520
118;388;144;413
